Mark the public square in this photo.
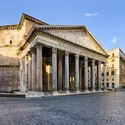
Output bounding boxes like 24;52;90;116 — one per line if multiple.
0;91;125;125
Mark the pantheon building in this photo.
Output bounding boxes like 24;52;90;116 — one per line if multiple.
0;13;108;96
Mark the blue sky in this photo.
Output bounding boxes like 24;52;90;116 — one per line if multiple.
0;0;125;52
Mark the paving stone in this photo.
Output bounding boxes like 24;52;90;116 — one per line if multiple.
0;92;125;125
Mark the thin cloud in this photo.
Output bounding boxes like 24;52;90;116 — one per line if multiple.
112;37;117;44
85;13;99;17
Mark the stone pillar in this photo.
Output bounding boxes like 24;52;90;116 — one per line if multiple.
79;62;83;90
28;53;32;91
103;63;107;91
65;51;69;92
23;57;25;88
84;56;88;91
19;59;23;92
52;48;57;92
20;57;27;92
91;59;95;91
24;55;28;92
31;48;36;91
97;61;101;91
75;54;79;91
58;53;63;91
36;44;43;92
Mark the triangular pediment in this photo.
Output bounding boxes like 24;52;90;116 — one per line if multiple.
38;26;107;56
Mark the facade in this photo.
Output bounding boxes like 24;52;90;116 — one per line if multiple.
0;13;108;95
106;48;125;88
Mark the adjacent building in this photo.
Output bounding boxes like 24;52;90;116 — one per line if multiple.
106;48;125;88
0;13;108;96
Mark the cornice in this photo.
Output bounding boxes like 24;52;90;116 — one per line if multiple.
35;25;86;31
0;25;20;30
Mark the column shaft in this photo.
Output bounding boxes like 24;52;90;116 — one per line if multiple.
20;57;27;92
75;54;79;91
28;54;32;91
24;56;28;92
97;61;101;90
52;48;57;92
80;62;83;90
92;59;95;90
23;57;25;90
65;51;69;91
104;63;107;90
84;56;88;91
19;59;23;91
36;45;43;91
58;53;63;91
31;49;36;91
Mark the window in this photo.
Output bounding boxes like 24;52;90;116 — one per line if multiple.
112;78;114;81
111;71;115;75
107;79;109;81
112;53;114;57
102;73;104;76
112;64;114;68
107;72;109;76
10;40;12;44
107;83;109;87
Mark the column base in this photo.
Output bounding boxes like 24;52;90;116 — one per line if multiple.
26;91;45;98
65;90;70;94
98;89;103;92
53;91;59;96
84;89;90;93
91;89;96;92
75;90;81;93
104;89;108;92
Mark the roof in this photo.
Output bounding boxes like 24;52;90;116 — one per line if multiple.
0;13;48;30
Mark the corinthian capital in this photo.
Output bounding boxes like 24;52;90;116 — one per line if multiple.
52;48;57;54
65;51;69;56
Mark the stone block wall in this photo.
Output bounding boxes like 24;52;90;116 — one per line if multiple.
0;67;19;92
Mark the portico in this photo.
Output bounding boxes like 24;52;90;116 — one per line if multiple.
18;25;108;96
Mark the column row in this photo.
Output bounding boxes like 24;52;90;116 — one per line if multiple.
21;45;107;92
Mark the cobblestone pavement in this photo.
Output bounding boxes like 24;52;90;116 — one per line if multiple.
0;92;125;125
